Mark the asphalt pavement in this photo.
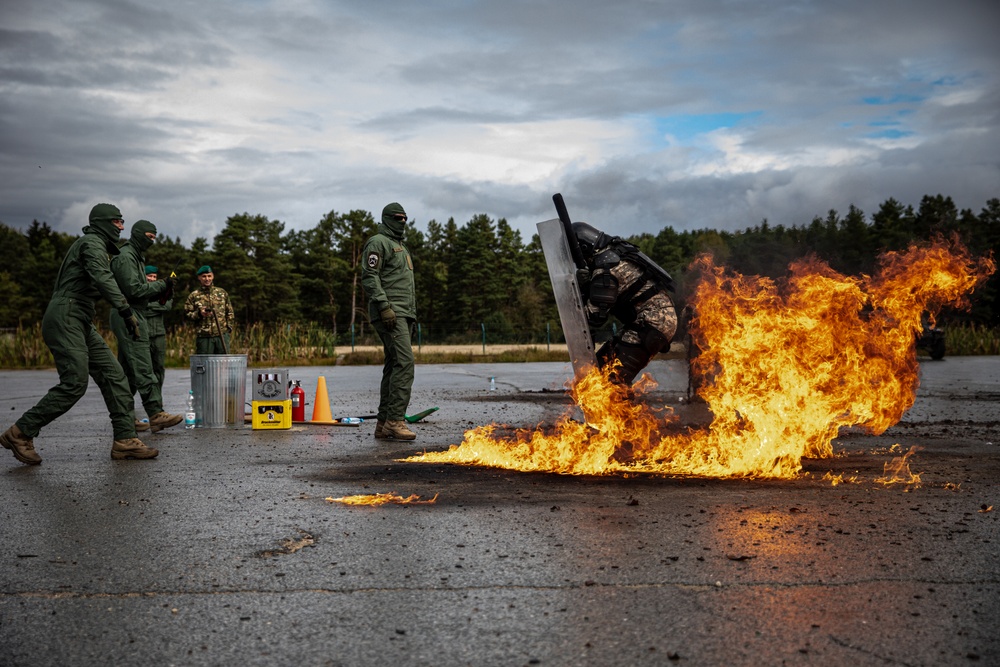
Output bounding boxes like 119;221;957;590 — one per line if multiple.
1;357;998;666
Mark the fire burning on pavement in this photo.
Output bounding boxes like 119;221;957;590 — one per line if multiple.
326;492;439;506
409;238;994;479
875;445;923;489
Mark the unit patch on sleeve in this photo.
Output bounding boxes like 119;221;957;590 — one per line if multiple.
367;252;380;269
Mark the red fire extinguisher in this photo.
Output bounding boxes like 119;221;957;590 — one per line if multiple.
291;380;306;422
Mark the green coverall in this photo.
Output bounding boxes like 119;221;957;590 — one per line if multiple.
146;296;171;391
110;221;167;418
15;208;140;441
361;203;416;422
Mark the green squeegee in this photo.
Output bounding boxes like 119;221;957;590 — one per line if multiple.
405;407;439;423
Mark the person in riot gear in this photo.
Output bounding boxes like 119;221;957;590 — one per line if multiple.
573;221;678;386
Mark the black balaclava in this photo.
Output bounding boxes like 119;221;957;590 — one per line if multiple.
381;202;407;239
130;220;157;253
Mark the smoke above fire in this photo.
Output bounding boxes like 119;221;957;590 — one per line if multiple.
409;237;994;478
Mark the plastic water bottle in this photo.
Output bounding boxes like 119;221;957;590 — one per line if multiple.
341;417;362;424
489;376;496;391
185;390;196;429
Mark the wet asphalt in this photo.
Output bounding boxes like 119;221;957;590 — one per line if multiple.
0;357;998;667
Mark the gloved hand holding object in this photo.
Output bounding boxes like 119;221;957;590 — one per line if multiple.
121;307;141;341
159;259;182;306
380;307;396;329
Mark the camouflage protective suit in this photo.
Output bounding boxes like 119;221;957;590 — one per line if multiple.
361;203;416;423
574;222;678;386
14;204;141;441
110;221;168;417
184;285;234;354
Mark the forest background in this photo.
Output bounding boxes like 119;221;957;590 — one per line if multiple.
1;193;998;367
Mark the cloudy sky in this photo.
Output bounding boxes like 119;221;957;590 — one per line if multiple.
2;0;998;245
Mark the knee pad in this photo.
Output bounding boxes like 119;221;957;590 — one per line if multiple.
609;342;654;386
640;325;671;356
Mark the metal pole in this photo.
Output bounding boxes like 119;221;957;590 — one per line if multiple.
210;306;229;354
481;323;486;354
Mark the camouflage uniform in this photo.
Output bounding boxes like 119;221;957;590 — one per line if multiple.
184;285;235;354
588;260;678;349
575;222;678;386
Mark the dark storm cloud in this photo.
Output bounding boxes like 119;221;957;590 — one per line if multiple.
0;0;997;243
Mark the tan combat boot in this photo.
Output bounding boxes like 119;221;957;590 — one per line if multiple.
148;411;184;433
134;419;150;432
374;420;387;439
382;420;416;441
1;424;42;465
111;438;159;460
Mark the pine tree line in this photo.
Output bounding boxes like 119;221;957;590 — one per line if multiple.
1;194;997;342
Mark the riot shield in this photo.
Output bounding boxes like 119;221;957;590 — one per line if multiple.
537;217;597;380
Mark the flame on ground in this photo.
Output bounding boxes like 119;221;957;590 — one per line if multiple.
326;492;438;506
409;238;994;479
874;445;922;488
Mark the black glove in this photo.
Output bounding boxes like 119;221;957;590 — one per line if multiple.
587;307;609;328
576;268;591;290
121;307;141;340
158;277;174;305
380;307;396;329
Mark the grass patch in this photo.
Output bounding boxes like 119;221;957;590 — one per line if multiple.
337;348;571;366
3;320;997;369
946;322;1000;356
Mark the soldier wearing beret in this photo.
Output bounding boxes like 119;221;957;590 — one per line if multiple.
183;265;235;354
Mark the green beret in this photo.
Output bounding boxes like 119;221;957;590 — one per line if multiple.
144;265;158;275
196;265;213;275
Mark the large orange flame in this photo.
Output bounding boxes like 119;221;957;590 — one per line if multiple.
409;238;993;478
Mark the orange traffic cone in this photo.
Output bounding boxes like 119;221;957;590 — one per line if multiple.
311;376;333;422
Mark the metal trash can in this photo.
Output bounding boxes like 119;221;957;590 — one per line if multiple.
190;354;248;428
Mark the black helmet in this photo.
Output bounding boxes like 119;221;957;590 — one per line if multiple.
572;221;610;260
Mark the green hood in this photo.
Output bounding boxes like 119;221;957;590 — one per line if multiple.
130;219;157;253
380;202;407;239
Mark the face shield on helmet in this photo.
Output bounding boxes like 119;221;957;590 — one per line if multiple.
572;221;607;261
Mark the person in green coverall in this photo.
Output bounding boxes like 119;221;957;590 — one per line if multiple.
110;221;183;434
0;203;159;465
143;265;171;394
361;202;417;441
